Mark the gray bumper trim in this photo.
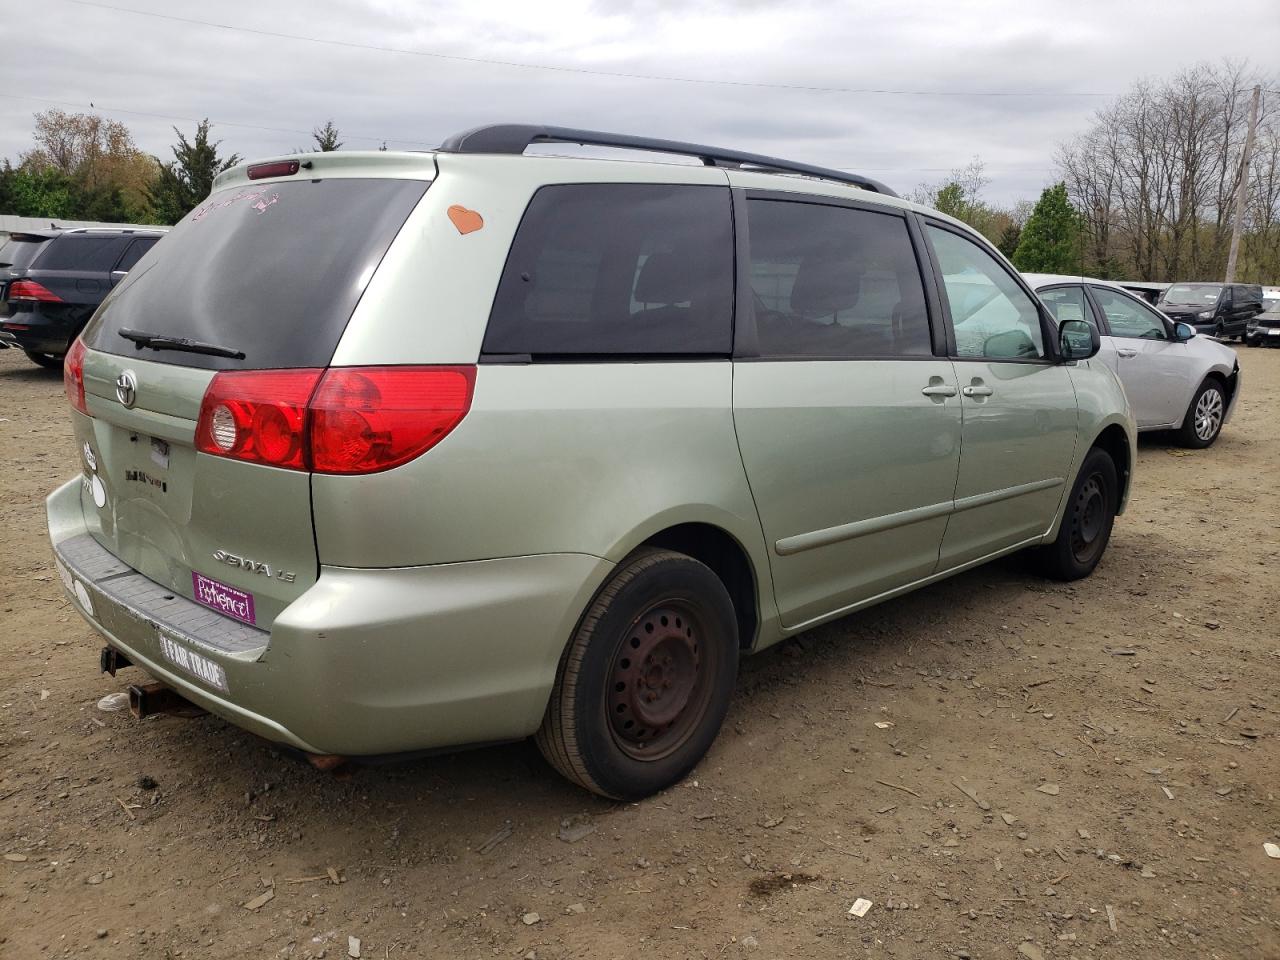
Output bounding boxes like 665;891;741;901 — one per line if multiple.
54;533;268;656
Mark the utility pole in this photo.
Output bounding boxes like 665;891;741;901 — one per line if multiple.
1225;84;1261;283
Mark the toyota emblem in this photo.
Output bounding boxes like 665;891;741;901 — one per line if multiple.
115;370;138;408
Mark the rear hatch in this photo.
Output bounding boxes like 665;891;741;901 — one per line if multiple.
74;171;430;629
0;232;56;320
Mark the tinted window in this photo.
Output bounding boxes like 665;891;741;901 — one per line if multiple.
34;235;126;272
1090;285;1167;339
0;237;51;271
927;226;1044;359
1038;285;1096;328
485;184;733;357
83;178;428;370
114;237;158;274
746;200;931;358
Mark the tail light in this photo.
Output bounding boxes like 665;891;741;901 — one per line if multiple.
195;370;323;470
194;366;475;475
9;280;63;302
64;338;87;414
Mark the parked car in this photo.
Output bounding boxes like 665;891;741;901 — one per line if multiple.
1155;281;1263;341
47;126;1136;799
0;226;166;368
0;228;61;323
1244;289;1280;346
1027;274;1240;447
1117;280;1169;306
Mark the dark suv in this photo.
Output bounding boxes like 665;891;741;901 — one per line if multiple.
0;229;61;317
0;227;166;368
1156;282;1264;342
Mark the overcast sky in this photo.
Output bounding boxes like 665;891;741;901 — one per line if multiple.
6;0;1280;206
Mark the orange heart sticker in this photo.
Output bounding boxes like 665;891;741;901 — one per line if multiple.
447;204;484;235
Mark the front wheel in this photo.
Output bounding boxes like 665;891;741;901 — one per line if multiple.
1037;448;1118;581
1177;378;1226;448
536;548;739;800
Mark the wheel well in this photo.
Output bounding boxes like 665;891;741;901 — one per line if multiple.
1091;424;1131;505
641;523;758;649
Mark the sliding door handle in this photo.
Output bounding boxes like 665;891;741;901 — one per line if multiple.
961;384;994;398
921;383;958;398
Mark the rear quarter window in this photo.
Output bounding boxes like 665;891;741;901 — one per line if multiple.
82;178;429;370
34;235;127;272
484;183;734;357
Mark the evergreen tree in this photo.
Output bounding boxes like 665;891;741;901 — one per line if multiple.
996;222;1022;259
312;120;343;152
1012;183;1082;274
148;120;240;225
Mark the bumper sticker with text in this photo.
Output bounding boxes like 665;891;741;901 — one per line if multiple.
192;571;256;626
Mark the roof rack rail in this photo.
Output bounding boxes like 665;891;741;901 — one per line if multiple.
437;124;898;197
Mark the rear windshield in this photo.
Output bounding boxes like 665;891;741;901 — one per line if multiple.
83;178;429;370
34;235;130;272
0;236;51;272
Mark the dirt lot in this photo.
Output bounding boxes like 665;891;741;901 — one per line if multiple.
0;345;1277;960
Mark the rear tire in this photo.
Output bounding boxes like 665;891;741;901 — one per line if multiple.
535;548;739;800
24;351;63;370
1176;378;1226;449
1037;447;1118;581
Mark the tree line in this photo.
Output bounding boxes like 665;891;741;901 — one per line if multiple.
0;111;347;226
2;61;1277;283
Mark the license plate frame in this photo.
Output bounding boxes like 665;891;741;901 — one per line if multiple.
156;631;229;693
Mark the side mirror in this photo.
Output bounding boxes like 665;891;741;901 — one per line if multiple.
1058;319;1099;361
1171;321;1195;342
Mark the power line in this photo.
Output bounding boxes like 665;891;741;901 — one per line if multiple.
57;0;1113;99
0;92;437;147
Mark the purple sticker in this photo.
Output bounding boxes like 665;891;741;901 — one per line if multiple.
192;571;256;625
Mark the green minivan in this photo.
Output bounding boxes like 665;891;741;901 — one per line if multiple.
47;126;1136;799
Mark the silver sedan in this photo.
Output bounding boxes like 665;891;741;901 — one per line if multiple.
1026;274;1241;448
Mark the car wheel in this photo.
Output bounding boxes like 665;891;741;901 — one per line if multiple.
536;548;739;800
1244;336;1257;347
1037;447;1118;582
1213;322;1224;340
23;351;63;370
1177;378;1226;449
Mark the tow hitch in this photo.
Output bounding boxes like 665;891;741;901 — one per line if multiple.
128;681;207;720
100;646;132;676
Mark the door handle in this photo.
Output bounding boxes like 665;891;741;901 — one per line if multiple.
961;384;994;398
1116;348;1138;358
921;383;958;398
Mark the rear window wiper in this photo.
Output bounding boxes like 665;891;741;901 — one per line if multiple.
118;328;246;360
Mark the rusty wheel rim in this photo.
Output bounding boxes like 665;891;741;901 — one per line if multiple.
608;600;713;761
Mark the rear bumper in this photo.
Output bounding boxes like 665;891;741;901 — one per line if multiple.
0;304;78;355
47;476;612;756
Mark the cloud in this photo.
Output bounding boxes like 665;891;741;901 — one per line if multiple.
6;0;1279;206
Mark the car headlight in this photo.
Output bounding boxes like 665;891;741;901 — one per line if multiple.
1198;310;1214;319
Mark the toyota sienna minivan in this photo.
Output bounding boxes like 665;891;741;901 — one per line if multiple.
47;125;1136;799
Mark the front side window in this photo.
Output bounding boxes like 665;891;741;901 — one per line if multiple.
927;226;1044;359
1038;285;1096;328
485;184;734;357
1090;286;1167;340
745;199;932;358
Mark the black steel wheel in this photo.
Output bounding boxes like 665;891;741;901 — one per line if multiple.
536;548;739;800
1037;447;1118;581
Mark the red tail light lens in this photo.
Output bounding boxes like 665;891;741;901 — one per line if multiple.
64;338;87;414
310;366;475;474
195;370;322;470
9;279;62;302
193;366;475;475
247;160;301;180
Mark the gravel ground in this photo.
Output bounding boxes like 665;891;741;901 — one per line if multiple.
0;344;1277;959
